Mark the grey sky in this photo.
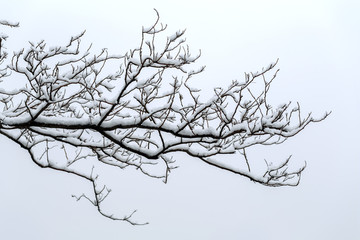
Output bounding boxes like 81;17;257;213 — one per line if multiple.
0;0;359;239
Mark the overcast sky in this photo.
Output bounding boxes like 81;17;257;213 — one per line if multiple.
0;0;359;239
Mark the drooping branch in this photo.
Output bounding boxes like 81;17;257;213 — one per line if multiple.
0;10;329;223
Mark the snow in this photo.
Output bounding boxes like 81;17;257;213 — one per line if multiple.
0;20;20;28
168;30;185;42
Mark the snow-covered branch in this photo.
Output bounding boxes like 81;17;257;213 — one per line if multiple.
0;12;329;224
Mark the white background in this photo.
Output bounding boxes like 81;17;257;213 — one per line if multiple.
0;0;359;239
